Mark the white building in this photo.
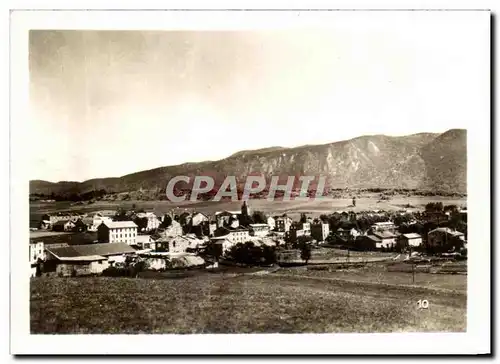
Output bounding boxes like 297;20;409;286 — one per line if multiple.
29;241;45;277
267;216;276;230
135;212;161;231
136;235;154;250
249;223;270;237
191;212;209;227
275;216;293;232
97;221;138;245
371;221;396;233
372;231;397;249
89;213;113;232
163;220;183;237
168;235;204;253
399;233;423;247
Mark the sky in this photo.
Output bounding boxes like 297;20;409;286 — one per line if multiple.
29;15;487;182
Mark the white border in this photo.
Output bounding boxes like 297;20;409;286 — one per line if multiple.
9;7;491;355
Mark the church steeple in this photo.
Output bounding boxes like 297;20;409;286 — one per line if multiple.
241;201;250;217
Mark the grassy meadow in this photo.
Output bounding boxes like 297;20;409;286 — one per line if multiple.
30;272;466;334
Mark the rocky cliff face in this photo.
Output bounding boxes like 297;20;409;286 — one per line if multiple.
30;129;467;196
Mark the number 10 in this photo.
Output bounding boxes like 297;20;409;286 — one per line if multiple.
417;299;429;309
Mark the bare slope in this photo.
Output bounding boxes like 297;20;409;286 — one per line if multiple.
30;129;467;195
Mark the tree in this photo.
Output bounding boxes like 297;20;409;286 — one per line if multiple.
300;243;312;264
134;217;149;232
252;211;267;224
114;208;131;221
300;213;308;224
319;214;329;223
160;215;172;229
425;202;444;213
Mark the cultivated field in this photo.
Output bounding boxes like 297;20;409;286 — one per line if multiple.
30;194;467;227
30;271;466;334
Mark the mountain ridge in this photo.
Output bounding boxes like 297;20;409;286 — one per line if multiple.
30;129;467;196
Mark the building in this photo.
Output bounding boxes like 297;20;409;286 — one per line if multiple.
54;256;109;277
135;212;161;232
191;212;209;227
97;221;138;245
202;222;217;237
336;227;350;239
39;219;51;230
267;216;276;230
215;211;241;228
72;218;88;232
42;213;81;227
81;216;94;230
361;235;381;250
214;227;250;245
249;223;270;237
89;212;114;232
136;235;154;250
458;209;468;223
52;219;76;232
288;227;305;243
311;222;330;241
162;220;183;238
427;228;465;247
44;242;138;275
46;242;137;265
371;221;396;233
168;235;204;253
29;241;45;277
275;216;293;232
372;231;397;249
209;237;234;255
298;222;311;236
399;233;423;248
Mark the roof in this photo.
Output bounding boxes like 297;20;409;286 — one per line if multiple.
136;235;152;244
135;212;158;219
210;235;231;242
366;235;382;242
103;221;138;229
82;217;94;224
58;255;106;262
192;212;208;218
52;219;72;226
373;231;396;239
47;242;137;259
373;221;394;226
402;233;421;239
429;227;464;236
95;210;116;217
249;224;269;228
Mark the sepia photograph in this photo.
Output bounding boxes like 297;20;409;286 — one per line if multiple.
10;8;491;355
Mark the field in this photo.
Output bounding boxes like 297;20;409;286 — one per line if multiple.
30;231;98;246
30;194;467;227
30;271;466;334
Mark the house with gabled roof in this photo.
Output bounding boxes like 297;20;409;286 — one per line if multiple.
398;233;422;248
372;230;397;249
44;242;138;276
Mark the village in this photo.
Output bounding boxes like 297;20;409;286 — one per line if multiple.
28;198;468;279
